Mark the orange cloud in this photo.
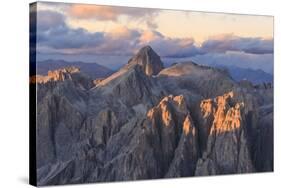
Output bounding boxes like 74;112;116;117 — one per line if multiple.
107;26;134;38
69;5;118;20
68;4;159;22
139;30;161;43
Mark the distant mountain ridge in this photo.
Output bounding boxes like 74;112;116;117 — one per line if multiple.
215;65;273;84
37;58;272;85
36;59;114;79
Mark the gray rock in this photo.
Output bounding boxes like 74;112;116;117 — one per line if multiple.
34;46;273;186
128;45;164;76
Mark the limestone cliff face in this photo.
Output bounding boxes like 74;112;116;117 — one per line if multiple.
165;114;199;177
96;95;199;181
195;92;255;175
145;95;199;176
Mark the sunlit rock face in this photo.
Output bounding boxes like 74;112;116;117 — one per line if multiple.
33;46;273;186
195;91;255;175
31;66;80;83
31;66;94;91
145;95;199;177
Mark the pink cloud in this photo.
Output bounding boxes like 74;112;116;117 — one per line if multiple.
68;4;158;21
201;34;273;54
69;5;119;20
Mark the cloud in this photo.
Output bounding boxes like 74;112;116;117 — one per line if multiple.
106;26;140;39
36;11;106;54
68;4;158;20
139;30;163;43
35;10;273;62
201;34;273;54
40;28;105;50
35;10;141;55
68;4;160;29
147;37;204;58
146;19;158;30
69;5;118;20
190;51;273;74
37;10;66;31
136;30;204;57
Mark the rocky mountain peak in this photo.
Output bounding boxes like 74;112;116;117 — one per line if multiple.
31;66;95;90
199;91;245;135
195;91;255;175
46;66;80;81
210;91;244;134
128;45;164;76
147;95;188;122
31;66;81;84
145;94;199;177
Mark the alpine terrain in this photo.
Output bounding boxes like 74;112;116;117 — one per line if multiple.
32;46;273;185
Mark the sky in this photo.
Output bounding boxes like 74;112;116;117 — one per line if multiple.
31;2;274;73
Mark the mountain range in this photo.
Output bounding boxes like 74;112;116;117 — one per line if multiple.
36;59;113;79
32;46;273;186
37;58;273;85
215;65;273;84
164;61;273;85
